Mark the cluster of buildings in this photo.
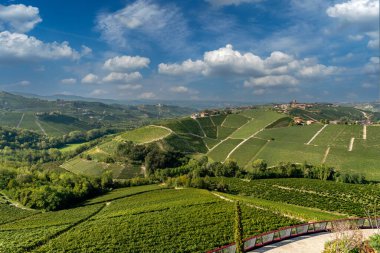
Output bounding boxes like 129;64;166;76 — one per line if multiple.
274;100;315;113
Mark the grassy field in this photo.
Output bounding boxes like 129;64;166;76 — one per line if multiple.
256;141;326;166
0;111;23;128
230;111;284;139
222;114;249;128
59;142;89;153
210;114;227;125
229;138;268;167
217;126;236;139
61;157;128;178
208;138;243;162
120;125;172;144
256;124;322;144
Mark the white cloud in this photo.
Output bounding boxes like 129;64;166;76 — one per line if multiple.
0;31;80;61
203;44;266;75
366;31;379;50
158;44;339;91
298;64;340;78
104;55;150;72
244;75;299;88
0;4;42;33
363;57;380;74
326;0;379;23
96;0;188;50
102;72;142;83
90;89;108;96
61;78;77;85
138;92;156;99
169;85;198;94
117;84;143;90
205;0;260;7
81;73;99;84
159;60;208;75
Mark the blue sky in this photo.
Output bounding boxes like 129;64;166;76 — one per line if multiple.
0;0;378;102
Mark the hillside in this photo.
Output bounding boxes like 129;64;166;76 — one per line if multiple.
2;178;379;252
64;107;380;181
0;91;193;136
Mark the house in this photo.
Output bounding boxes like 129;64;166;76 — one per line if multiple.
200;112;209;118
294;117;304;125
306;120;316;125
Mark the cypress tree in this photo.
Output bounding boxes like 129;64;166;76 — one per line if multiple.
234;201;244;253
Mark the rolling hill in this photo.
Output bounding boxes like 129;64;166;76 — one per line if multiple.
0;91;194;136
2;178;379;252
61;106;380;181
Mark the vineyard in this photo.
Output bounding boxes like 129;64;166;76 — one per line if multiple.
2;178;377;252
59;107;380;180
1;186;304;253
119;125;172;144
209;177;380;216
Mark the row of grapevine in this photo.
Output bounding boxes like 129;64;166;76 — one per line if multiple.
209;177;380;216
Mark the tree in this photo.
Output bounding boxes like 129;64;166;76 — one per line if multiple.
234;201;244;253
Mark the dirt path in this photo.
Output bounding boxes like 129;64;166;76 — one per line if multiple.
306;124;328;145
193;119;207;137
35;118;47;135
363;125;367;140
322;146;330;163
16;113;25;128
348;137;355;151
0;191;34;211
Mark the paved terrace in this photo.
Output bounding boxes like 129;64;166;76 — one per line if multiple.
250;229;378;253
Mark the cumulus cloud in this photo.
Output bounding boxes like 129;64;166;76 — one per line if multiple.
159;60;207;75
0;31;80;61
244;75;299;88
104;55;150;72
138;92;156;99
96;0;188;50
0;4;42;33
205;0;260;7
366;31;379;50
363;57;380;74
102;72;142;83
117;84;143;90
326;0;379;23
159;44;339;91
81;73;99;84
61;78;77;84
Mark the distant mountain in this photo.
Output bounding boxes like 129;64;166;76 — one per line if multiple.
11;91;255;110
11;92;121;105
0;91;196;135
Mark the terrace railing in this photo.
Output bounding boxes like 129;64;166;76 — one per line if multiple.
207;217;380;253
